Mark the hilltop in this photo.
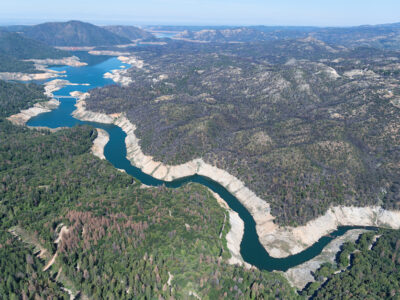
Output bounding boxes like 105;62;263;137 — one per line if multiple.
20;20;132;46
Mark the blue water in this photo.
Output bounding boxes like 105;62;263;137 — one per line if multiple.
49;57;130;95
27;57;375;272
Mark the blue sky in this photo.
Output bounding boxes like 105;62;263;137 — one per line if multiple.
1;0;399;26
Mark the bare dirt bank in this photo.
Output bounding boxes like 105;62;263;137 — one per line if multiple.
211;191;251;267
0;71;63;81
0;56;86;81
91;128;109;160
7;99;60;126
25;56;87;68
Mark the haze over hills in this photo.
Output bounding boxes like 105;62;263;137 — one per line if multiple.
174;22;400;49
176;27;276;42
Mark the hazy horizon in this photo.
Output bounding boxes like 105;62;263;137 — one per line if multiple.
1;0;400;27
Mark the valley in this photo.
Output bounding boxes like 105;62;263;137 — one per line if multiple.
1;18;400;299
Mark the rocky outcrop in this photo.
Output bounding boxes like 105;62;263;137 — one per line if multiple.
103;56;144;86
284;229;369;289
7;99;60;126
103;69;132;86
72;98;400;259
117;56;145;68
91;128;109;160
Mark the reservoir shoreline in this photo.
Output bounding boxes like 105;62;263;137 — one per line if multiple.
7;55;399;288
72;94;400;259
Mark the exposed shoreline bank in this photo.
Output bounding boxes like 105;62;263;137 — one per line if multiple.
72;94;250;266
8;84;400;261
7;54;400;278
0;56;86;82
91;128;109;160
74;92;246;267
103;56;144;86
7;99;60;126
210;191;249;267
72;94;400;259
6;77;89;126
284;228;368;289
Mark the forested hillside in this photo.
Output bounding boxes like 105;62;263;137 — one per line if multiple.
0;30;69;73
303;229;400;299
0;80;298;298
87;39;400;226
20;21;132;46
0;30;67;60
0;81;48;116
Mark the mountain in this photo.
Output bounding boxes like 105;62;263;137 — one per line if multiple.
21;20;131;46
103;25;154;40
0;30;67;59
0;30;69;72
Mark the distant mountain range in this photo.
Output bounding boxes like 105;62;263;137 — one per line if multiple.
174;23;400;49
176;27;270;42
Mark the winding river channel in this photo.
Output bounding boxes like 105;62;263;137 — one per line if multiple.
27;56;373;272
